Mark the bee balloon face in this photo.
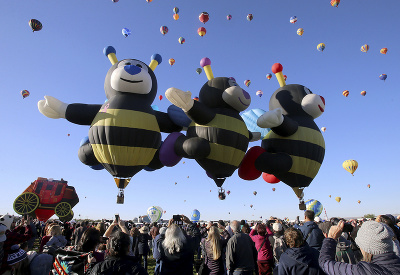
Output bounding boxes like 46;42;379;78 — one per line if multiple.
200;77;251;111
104;59;156;101
270;84;325;118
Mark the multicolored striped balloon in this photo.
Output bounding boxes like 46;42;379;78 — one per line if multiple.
266;73;272;80
227;15;232;20
197;27;206;37
380;48;388;54
297;28;304;36
317;43;325;52
21;90;30;99
29;19;42;32
244;80;251;87
178;37;185;44
360;44;369;53
173;7;179;14
379;74;387;81
247;14;253;21
343;90;349;97
290;16;297;24
160;26;168;35
331;0;340;7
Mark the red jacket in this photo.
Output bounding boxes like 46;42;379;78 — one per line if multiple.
249;228;273;261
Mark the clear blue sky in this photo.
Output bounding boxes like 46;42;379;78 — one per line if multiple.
0;0;399;222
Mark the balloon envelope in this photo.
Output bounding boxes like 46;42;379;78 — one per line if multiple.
343;90;349;97
173;14;179;20
198;27;206;37
360;44;369;53
169;58;175;66
178;37;185;44
227;15;232;20
266;74;272;80
160;26;168;35
147;206;163;223
122;28;131;37
29;19;42;32
244;80;251;87
305;199;323;217
196;68;202;74
297;28;304;36
247;14;253;21
173;7;179;14
191;209;200;222
317;43;325;52
256;90;263;97
321;127;326;132
335;197;341;202
199;12;209;23
21;90;30;99
290;16;297;23
380;48;388;54
379;74;387;81
331;0;340;7
342;159;358;175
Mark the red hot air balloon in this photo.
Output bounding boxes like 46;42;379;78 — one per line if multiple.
198;27;206;37
159;95;163;100
199;12;209;23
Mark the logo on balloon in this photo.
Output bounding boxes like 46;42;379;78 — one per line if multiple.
147;206;163;223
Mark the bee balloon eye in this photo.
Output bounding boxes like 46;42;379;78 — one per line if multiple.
136;64;142;68
125;62;131;65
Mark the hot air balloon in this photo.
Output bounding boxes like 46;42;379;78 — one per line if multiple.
343;159;358;176
227;190;231;195
164;210;166;213
343;90;349;97
360;91;366;96
244;80;251;87
173;7;179;14
329;195;331;198
241;108;270;139
290;16;297;24
199;12;209;23
256;90;263;97
122;28;131;38
380;48;388;54
250;204;253;208
146;0;152;2
317;43;325;52
178;37;185;44
175;182;177;185
266;74;272;80
335;197;341;203
227;15;232;20
283;75;287;81
379;74;387;81
160;26;168;35
331;0;340;7
305;199;323;217
321;127;326;132
198;27;206;37
367;184;370;188
247;14;253;21
112;0;119;2
147;206;163;223
253;191;257;196
21;90;30;99
29;19;42;32
169;58;175;66
193;97;199;101
196;68;202;74
297;28;304;36
262;173;280;184
159;95;163;100
360;44;369;53
191;209;200;222
358;200;361;204
173;14;179;20
272;188;276;192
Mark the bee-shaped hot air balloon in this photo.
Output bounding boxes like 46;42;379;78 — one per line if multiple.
239;63;325;210
161;57;255;197
38;46;181;204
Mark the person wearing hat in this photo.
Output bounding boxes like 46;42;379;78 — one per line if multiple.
6;244;27;272
319;220;400;274
138;225;151;271
271;222;287;265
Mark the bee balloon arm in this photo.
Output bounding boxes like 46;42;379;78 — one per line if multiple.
270;116;298;137
186;100;216;125
249;131;261;142
154;111;183;133
65;103;103;126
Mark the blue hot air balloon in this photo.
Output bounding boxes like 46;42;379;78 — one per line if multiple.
305;199;323;217
122;28;131;38
191;209;200;222
379;74;387;81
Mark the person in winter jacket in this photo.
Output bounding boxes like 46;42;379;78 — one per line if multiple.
319;220;400;275
271;222;287;264
274;227;323;275
249;223;274;275
138;226;151;271
86;231;147;275
44;225;67;250
295;210;324;252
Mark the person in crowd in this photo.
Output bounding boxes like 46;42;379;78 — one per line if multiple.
375;215;400;257
73;220;89;246
130;227;140;257
138;226;151;271
249;223;274;275
0;216;33;275
62;222;73;246
274;227;323;274
39;222;57;253
226;220;257;275
6;244;28;275
95;222;107;243
241;223;251;234
44;224;67;251
201;225;224;274
295;210;324;252
86;231;147;275
270;222;287;265
76;227;104;262
319;220;400;274
153;216;198;274
153;227;167;275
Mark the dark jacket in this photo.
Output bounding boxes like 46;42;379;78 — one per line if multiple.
319;238;400;275
226;232;257;272
296;221;324;251
275;243;323;275
86;255;148;275
138;233;151;255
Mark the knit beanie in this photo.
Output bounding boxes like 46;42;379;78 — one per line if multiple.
7;244;27;265
355;220;394;255
272;223;283;232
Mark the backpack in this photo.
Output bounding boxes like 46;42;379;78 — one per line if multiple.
52;249;91;275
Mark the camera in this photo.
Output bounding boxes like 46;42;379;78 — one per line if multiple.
331;218;353;233
173;215;183;225
115;214;120;222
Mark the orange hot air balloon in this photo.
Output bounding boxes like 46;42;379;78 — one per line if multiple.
358;200;361;204
360;91;366;96
367;184;370;188
272;188;276;191
329;195;331;198
380;48;388;54
173;14;179;20
168;58;175;66
343;90;349;97
198;27;206;37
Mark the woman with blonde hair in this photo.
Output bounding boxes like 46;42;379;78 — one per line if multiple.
43;224;67;252
201;225;224;274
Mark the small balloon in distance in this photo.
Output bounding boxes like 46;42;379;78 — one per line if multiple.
290;16;297;24
266;74;272;80
173;14;179;20
21;90;30;99
227;15;232;20
199;12;209;23
29;19;42;32
178;37;185;44
380;48;388;54
247;14;253;21
360;91;366;96
297;28;304;36
335;197;341;202
244;80;251;87
317;43;325;52
122;28;131;38
343;90;349;97
379;74;387;81
321;127;326;132
160;26;168;35
360;44;369;53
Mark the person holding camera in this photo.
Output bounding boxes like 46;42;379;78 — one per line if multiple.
319;220;400;274
295;210;324;252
